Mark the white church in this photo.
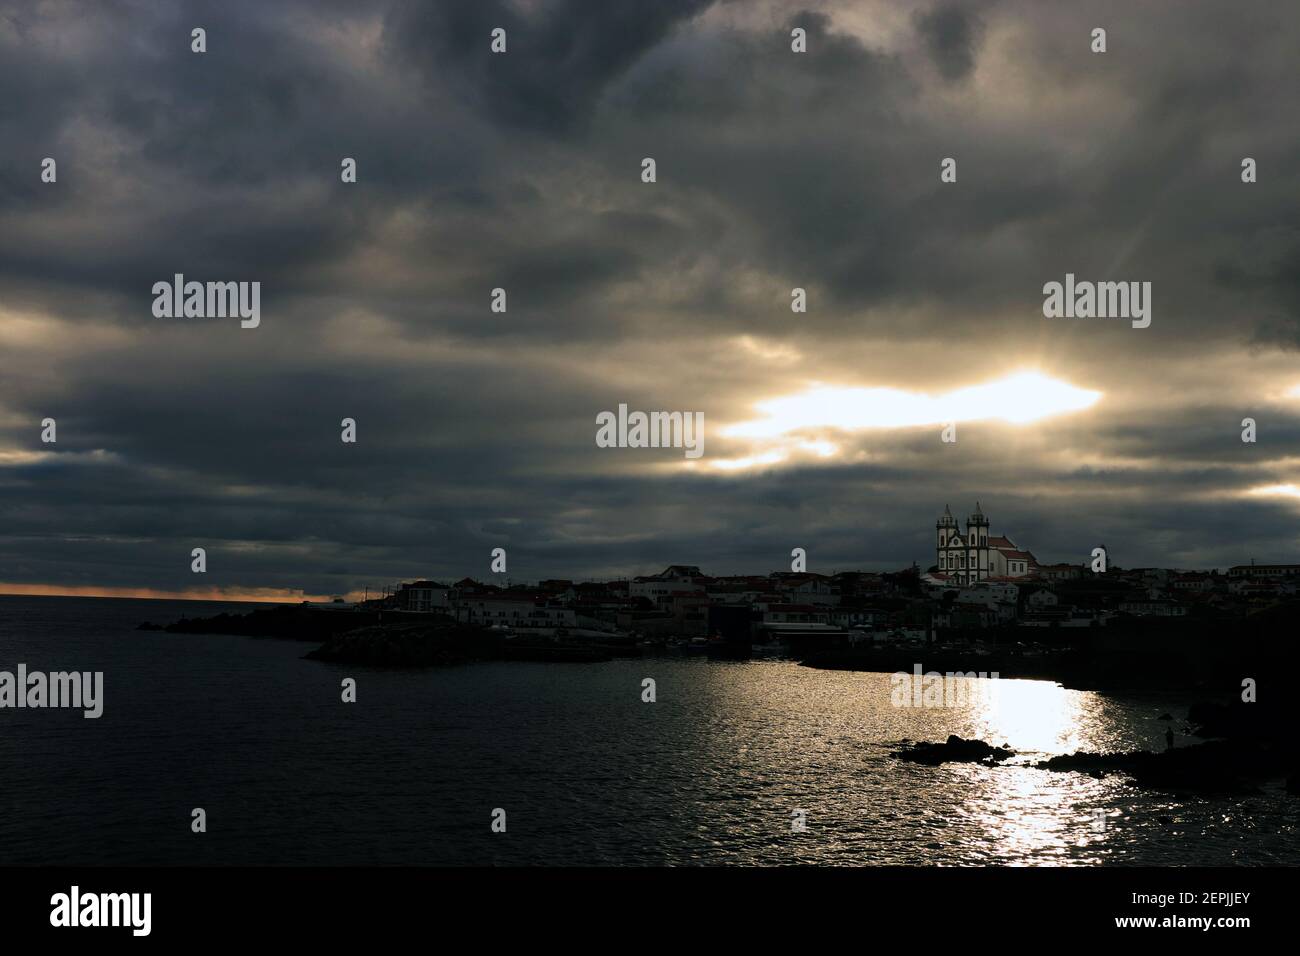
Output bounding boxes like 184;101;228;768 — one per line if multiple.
934;503;1038;584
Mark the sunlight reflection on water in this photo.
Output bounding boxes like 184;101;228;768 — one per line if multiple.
977;677;1088;754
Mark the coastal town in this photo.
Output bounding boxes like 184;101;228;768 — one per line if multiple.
140;504;1300;798
324;505;1299;655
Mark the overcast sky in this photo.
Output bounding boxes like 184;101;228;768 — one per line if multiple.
1;0;1298;600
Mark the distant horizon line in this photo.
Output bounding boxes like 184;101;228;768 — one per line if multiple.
0;583;319;604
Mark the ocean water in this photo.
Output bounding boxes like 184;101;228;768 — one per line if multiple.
1;594;1297;866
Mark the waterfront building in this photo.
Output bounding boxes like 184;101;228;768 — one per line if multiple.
454;592;577;628
1228;563;1300;578
397;580;451;612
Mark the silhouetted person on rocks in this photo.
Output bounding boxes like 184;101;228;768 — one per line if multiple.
1165;727;1175;751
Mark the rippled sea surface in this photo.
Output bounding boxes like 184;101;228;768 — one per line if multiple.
2;595;1298;866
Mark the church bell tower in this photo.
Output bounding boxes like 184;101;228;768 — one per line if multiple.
965;502;990;583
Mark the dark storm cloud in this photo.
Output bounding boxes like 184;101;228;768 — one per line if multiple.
1;0;1299;596
383;0;715;132
915;2;983;82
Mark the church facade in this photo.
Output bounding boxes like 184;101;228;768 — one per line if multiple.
935;503;1038;584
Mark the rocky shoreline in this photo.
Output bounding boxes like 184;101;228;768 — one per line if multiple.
140;604;387;642
139;606;626;666
893;734;1299;796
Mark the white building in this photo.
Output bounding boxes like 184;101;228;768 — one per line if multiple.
1119;599;1187;617
629;579;705;606
1228;563;1300;579
1026;588;1059;609
398;581;451;612
455;595;576;628
936;503;1039;584
772;573;838;606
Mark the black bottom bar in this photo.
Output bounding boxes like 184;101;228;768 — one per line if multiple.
0;866;1281;941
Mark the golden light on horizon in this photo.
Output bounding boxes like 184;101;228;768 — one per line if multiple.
0;582;352;604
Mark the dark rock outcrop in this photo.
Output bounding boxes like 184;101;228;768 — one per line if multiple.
164;605;384;641
894;735;1015;765
895;735;1298;797
1036;740;1291;794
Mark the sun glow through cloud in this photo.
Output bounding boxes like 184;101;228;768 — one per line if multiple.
694;371;1102;473
1246;483;1300;500
724;371;1102;439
